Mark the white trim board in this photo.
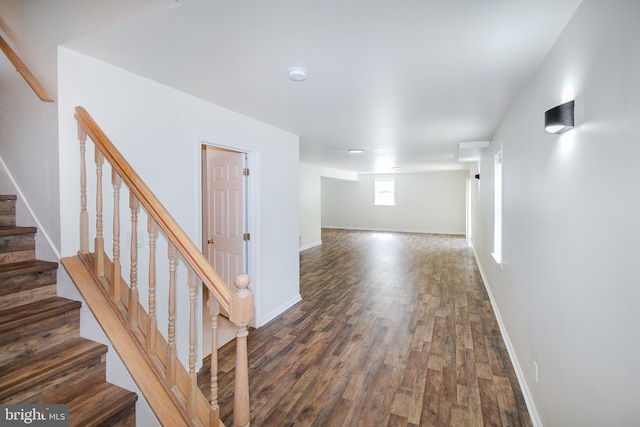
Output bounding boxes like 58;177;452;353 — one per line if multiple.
0;155;60;262
471;246;542;427
322;225;465;236
299;240;322;252
256;294;302;327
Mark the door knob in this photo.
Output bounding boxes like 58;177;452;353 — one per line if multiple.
207;239;214;245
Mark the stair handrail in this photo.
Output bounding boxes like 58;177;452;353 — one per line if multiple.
74;106;253;427
0;35;54;102
74;106;232;310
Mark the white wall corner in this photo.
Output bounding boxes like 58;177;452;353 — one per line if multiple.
299;240;322;252
257;294;302;327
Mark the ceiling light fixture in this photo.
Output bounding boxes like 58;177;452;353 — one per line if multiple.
545;100;575;134
348;149;364;153
288;67;307;82
391;166;402;170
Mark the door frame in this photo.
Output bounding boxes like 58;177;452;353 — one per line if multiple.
198;138;259;338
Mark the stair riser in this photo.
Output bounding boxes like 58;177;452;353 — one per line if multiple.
0;267;58;295
0;349;106;403
0;321;79;367
69;382;139;427
2;355;107;404
0;199;16;227
0;303;79;337
0;267;58;311
0;285;57;311
0;234;35;264
0;216;16;227
0;306;80;365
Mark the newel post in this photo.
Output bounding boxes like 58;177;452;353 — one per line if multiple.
230;273;254;427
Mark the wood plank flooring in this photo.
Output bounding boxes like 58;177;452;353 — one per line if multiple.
203;229;532;426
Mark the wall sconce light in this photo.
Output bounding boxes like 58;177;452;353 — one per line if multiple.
545;100;574;134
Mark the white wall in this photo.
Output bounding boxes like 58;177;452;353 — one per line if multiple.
1;5;184;424
322;171;467;235
0;41;60;249
473;1;640;425
299;163;323;250
0;0;180;252
299;163;358;250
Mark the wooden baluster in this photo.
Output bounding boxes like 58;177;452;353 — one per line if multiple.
95;148;104;277
209;296;221;426
112;171;122;300
147;217;157;354
231;274;253;427
129;194;139;329
167;243;177;387
78;125;89;254
188;269;197;418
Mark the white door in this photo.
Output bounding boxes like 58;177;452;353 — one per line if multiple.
202;146;245;302
202;145;248;356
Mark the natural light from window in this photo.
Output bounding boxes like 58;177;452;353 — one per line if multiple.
492;147;503;265
374;178;395;206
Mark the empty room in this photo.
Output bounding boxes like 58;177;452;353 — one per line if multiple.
1;0;639;426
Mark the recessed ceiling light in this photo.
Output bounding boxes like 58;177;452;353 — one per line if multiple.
348;149;364;153
288;67;307;82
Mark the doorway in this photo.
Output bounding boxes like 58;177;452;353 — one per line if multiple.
201;144;250;355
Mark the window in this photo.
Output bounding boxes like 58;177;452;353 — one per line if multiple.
492;147;503;264
374;178;395;206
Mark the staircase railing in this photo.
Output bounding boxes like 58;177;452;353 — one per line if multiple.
73;106;253;427
0;34;54;102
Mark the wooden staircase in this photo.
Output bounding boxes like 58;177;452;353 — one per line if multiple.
0;194;138;426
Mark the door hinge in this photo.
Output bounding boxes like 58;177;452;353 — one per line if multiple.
243;168;250;176
243;233;251;241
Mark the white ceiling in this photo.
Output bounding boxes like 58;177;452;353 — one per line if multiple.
67;0;582;174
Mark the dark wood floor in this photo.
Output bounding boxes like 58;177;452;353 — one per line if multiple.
203;229;532;426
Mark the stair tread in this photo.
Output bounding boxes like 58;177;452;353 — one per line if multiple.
0;259;58;279
0;297;81;333
68;382;137;426
0;337;107;397
0;225;37;236
0;195;17;201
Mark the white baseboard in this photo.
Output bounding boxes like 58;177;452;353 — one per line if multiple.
322;225;465;236
471;246;542;427
299;240;322;252
256;294;302;327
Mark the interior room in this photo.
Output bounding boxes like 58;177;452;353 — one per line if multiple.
1;1;639;425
